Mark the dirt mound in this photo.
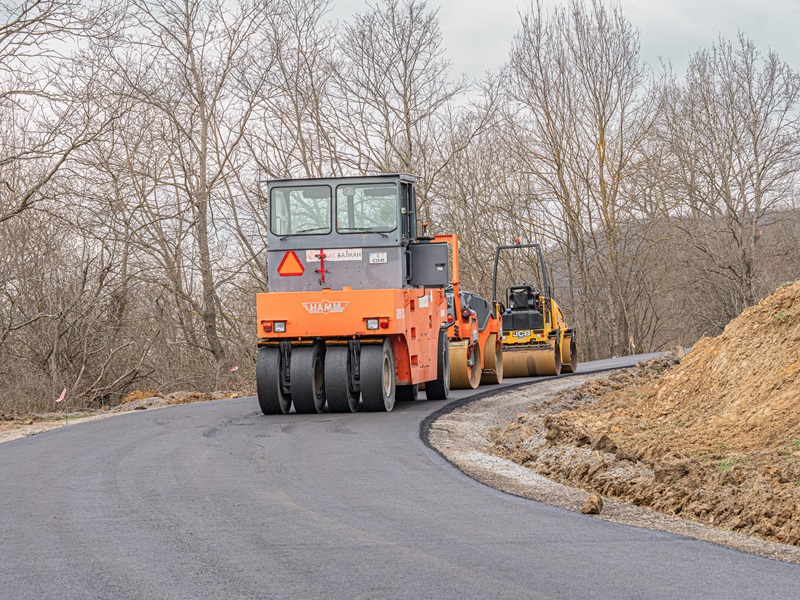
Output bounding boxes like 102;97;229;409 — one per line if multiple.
641;279;800;454
110;390;240;411
488;280;800;547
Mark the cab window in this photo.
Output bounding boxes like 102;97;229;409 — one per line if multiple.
270;186;332;236
336;184;398;234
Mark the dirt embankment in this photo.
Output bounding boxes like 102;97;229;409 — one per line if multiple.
488;279;800;547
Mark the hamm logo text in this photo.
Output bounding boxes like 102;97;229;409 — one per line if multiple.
302;300;349;314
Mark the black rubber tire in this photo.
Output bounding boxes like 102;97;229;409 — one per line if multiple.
425;331;450;400
290;342;326;414
395;384;419;402
360;339;396;412
325;345;359;413
256;346;291;415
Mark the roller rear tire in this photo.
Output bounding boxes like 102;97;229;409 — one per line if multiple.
325;345;360;412
291;342;326;414
256;346;291;415
425;331;450;400
361;339;396;412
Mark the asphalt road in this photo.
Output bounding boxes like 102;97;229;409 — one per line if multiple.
1;354;798;599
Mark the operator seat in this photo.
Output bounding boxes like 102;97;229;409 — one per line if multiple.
461;292;492;331
504;285;544;332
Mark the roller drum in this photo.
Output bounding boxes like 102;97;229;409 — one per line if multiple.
480;334;503;385
531;343;562;376
503;349;534;378
561;336;578;373
449;340;482;389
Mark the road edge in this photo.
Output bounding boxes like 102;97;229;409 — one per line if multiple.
420;368;800;566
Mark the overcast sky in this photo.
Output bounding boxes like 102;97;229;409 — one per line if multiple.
330;0;800;79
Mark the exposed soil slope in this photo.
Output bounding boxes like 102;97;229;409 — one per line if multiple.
489;280;800;546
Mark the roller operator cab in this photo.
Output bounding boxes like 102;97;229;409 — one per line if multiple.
256;174;455;414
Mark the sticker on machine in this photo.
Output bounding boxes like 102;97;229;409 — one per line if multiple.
369;251;387;264
306;248;362;262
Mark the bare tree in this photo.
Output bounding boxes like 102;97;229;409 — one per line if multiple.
0;0;115;223
661;34;800;319
103;0;278;364
506;0;660;358
239;0;336;301
331;0;481;216
248;0;338;179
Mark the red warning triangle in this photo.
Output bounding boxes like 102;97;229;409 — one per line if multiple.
277;251;304;276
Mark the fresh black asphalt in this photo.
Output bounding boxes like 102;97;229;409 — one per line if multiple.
1;354;798;599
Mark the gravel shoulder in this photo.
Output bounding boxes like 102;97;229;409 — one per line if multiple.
426;372;800;565
0;390;245;444
0;412;120;444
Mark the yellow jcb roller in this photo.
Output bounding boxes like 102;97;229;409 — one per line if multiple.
492;241;577;378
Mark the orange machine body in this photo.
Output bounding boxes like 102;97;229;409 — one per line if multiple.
431;234;503;387
433;235;502;365
257;287;446;385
